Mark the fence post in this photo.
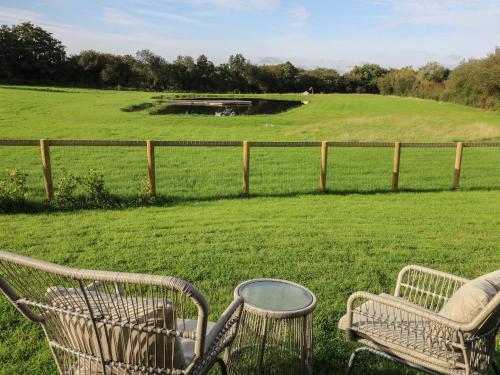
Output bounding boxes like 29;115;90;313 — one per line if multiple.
453;142;463;190
320;141;328;192
39;139;53;199
146;140;156;195
392;142;401;192
242;141;250;195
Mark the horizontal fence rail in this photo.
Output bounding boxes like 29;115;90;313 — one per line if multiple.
0;139;499;200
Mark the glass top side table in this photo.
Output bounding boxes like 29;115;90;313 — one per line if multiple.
226;279;317;375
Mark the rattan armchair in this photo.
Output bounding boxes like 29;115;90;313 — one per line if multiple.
339;265;500;375
0;250;243;375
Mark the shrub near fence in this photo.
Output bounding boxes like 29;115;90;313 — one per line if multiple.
0;139;499;202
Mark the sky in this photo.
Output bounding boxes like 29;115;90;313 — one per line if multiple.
0;0;499;71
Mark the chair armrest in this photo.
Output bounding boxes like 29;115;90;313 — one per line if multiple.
394;265;469;312
205;296;244;353
188;297;244;374
346;291;463;338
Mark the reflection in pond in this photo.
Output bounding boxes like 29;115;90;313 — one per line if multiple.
150;98;304;116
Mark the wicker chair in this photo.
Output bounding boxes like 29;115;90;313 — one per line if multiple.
338;265;500;375
0;250;243;375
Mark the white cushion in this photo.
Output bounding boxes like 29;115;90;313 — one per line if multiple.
46;286;185;370
177;319;216;366
438;270;500;323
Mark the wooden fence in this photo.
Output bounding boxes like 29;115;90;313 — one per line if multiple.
1;139;499;199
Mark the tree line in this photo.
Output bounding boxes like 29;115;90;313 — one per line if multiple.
1;22;498;110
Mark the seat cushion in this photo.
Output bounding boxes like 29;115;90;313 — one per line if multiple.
177;318;216;367
338;294;465;370
68;319;217;374
69;358;133;375
46;286;185;371
438;270;500;323
338;293;408;330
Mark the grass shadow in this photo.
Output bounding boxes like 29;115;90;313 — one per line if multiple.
0;85;78;94
2;186;499;215
121;102;154;112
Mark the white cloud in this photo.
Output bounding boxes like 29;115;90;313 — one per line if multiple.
190;0;280;11
0;7;76;30
100;8;175;34
0;7;45;24
0;2;497;71
102;8;145;28
374;0;500;32
132;8;194;23
288;5;308;28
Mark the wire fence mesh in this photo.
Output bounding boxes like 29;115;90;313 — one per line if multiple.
155;146;241;199
0;146;45;201
50;146;145;197
251;147;319;195
460;147;500;190
0;141;499;203
398;147;456;191
328;147;393;192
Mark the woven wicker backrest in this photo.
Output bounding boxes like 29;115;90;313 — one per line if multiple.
0;250;209;374
395;265;469;313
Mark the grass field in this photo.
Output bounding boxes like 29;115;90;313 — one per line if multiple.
0;85;499;374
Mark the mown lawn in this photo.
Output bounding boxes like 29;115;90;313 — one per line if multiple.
1;85;500;142
0;85;499;374
1;192;499;374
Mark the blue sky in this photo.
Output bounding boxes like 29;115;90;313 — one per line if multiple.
0;0;498;71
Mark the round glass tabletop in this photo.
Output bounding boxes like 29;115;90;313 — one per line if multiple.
237;279;314;312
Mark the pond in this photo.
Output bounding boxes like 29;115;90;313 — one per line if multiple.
151;98;304;116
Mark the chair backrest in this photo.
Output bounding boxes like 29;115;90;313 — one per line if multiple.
395;265;470;313
0;250;209;375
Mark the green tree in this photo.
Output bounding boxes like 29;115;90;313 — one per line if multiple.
194;55;216;91
135;49;168;91
445;50;500;109
262;62;299;92
0;22;66;80
275;61;298;92
171;55;196;90
227;53;252;92
348;64;388;93
297;68;343;93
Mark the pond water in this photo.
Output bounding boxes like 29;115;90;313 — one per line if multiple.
152;98;304;116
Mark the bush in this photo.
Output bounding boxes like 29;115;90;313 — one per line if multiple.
0;169;28;212
379;50;499;110
52;169;114;209
80;170;111;207
377;67;417;96
444;50;500;110
53;169;78;208
413;80;445;100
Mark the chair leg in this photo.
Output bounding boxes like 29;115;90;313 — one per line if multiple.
347;346;440;375
346;347;368;375
215;357;228;375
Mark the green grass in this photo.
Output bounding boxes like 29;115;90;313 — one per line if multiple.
0;85;499;374
1;85;500;142
1;193;499;374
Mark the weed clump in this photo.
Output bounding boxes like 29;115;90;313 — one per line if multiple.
0;169;28;212
53;169;114;209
